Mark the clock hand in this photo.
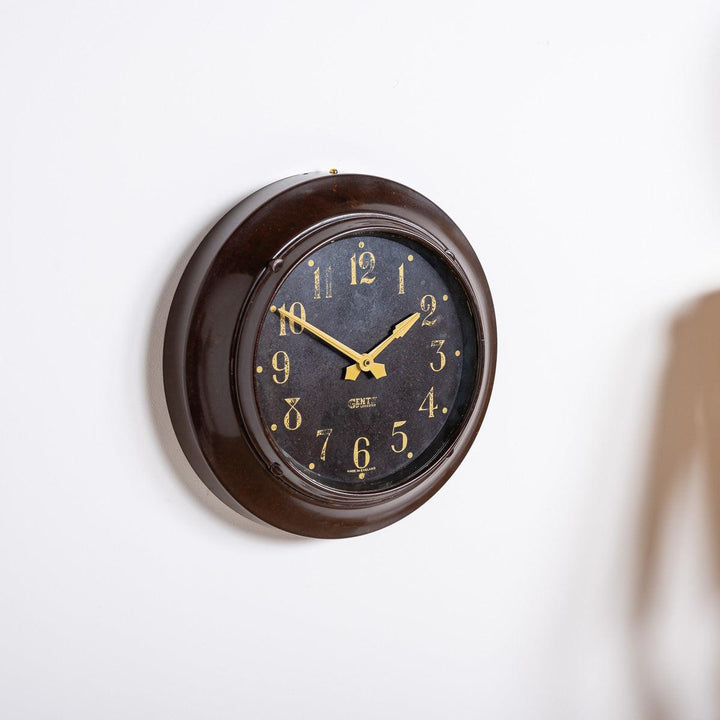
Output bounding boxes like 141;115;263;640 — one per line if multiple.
274;307;386;380
344;312;421;381
366;312;421;361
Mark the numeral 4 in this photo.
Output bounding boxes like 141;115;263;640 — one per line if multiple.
418;387;438;418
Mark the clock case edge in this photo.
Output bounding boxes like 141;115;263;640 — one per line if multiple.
163;173;322;526
163;172;496;538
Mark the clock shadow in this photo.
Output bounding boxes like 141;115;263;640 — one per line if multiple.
145;203;311;544
632;290;720;717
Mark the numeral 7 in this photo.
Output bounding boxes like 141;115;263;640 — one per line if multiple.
316;428;333;461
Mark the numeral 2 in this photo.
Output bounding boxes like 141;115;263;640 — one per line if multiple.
420;294;437;326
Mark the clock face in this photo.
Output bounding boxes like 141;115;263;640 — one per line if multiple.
253;233;480;493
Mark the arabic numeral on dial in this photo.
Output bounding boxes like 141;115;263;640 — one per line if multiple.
397;263;405;295
418;387;439;418
283;397;302;430
430;339;446;372
278;302;306;336
390;421;408;453
313;265;333;299
420;294;437;326
350;252;376;285
316;428;333;461
271;350;290;384
353;436;370;469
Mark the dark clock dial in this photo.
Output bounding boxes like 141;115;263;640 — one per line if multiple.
253;233;479;492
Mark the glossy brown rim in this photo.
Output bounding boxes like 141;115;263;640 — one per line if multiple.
163;172;496;537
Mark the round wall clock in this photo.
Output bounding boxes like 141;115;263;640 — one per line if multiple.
163;172;496;538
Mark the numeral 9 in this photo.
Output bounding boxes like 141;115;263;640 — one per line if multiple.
271;351;290;384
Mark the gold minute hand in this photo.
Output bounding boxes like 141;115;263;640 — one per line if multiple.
275;307;386;380
344;312;421;381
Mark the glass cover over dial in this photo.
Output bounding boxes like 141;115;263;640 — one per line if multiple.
253;233;479;492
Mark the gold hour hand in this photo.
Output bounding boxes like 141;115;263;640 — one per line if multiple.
344;312;421;381
274;307;386;380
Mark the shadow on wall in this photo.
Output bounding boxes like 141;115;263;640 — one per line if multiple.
634;291;720;718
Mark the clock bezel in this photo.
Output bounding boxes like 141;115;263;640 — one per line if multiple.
163;172;496;538
236;217;481;502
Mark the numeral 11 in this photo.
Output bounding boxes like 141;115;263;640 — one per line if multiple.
313;265;332;300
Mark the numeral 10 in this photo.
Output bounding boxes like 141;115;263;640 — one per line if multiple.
278;302;305;336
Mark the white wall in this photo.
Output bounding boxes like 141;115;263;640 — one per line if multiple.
2;1;720;717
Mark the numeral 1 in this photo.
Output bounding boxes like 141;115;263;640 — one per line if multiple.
398;263;405;295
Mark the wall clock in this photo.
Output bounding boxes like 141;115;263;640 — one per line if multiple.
163;172;496;538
